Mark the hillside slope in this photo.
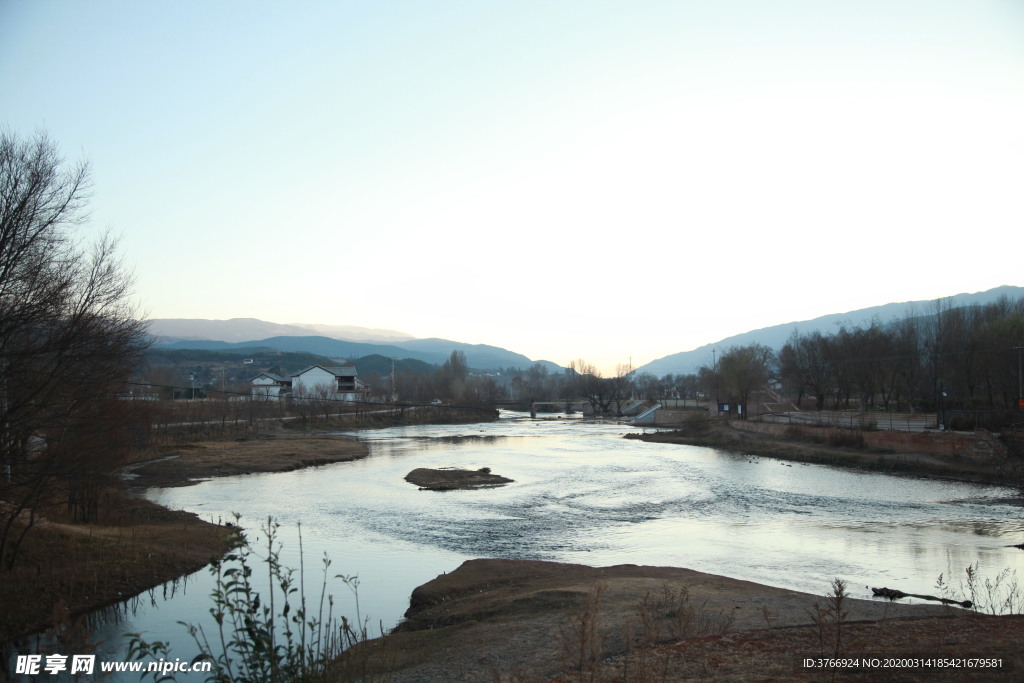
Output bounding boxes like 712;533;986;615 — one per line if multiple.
637;285;1023;377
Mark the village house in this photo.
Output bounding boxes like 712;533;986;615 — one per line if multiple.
250;372;291;401
290;364;366;402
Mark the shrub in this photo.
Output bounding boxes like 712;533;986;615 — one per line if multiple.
128;515;372;682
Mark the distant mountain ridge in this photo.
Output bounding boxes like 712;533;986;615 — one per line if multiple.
636;285;1024;377
147;318;414;344
151;328;563;373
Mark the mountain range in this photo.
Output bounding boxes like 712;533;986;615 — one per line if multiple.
150;323;563;373
633;285;1024;377
149;285;1022;377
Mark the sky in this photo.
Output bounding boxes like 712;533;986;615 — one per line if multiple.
3;1;1023;374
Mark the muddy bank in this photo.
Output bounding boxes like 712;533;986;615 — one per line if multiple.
0;496;233;643
127;433;369;488
350;558;1019;681
404;467;513;490
629;418;1020;486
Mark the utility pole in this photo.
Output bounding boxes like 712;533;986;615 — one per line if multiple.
629;355;634;400
712;348;720;414
391;357;397;403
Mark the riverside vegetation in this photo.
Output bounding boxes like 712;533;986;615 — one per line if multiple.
127;516;379;683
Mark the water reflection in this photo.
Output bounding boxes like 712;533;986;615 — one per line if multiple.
4;573;199;682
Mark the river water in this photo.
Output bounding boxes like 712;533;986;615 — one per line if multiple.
46;410;1024;672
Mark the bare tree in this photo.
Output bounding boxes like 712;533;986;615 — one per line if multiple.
715;344;775;419
780;330;834;410
609;363;634;415
632;372;661;401
570;359;621;415
522;363;548;401
0;129;147;569
437;350;469;402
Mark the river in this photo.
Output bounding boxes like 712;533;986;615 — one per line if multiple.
39;410;1024;674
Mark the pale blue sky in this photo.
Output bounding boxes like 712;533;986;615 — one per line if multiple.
3;1;1023;372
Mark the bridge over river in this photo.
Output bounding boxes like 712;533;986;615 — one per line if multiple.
493;398;588;415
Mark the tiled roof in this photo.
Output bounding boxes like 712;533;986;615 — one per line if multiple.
252;372;287;382
292;364;358;378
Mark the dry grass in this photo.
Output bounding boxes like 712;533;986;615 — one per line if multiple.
0;493;233;642
586;613;1024;681
558;581;608;679
558;581;737;682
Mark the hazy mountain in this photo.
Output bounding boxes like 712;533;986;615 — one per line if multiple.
147;318;310;342
147;318;413;344
396;338;562;372
155;333;562;373
285;322;413;342
636;285;1024;377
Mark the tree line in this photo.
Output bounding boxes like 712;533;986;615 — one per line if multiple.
697;297;1024;426
778;299;1024;415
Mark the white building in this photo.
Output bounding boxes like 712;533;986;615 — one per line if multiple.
291;365;365;402
250;372;291;401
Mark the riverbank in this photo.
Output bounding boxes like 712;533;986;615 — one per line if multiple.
628;417;1022;487
0;494;234;644
346;558;1023;681
2;432;372;645
127;432;370;488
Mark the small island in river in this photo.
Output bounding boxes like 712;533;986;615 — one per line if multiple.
404;467;513;490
